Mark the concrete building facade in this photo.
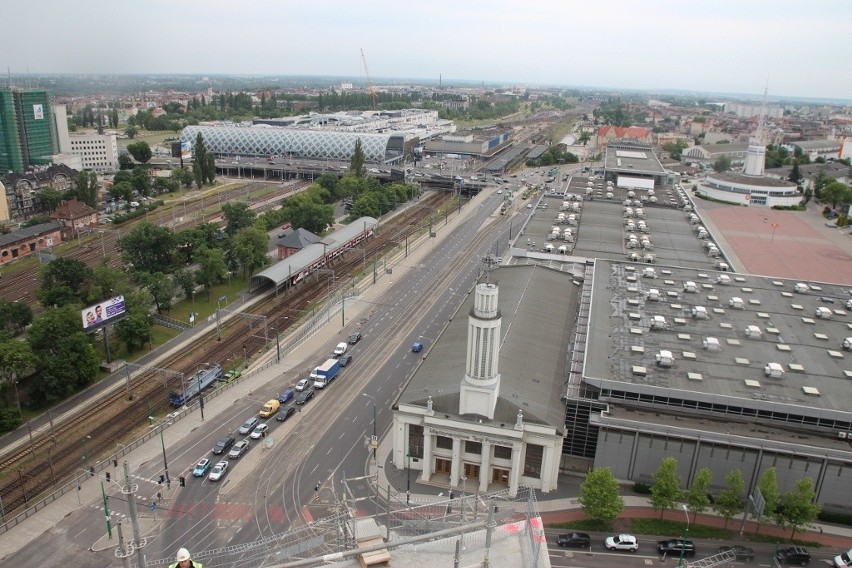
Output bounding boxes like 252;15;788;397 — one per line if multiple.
67;132;119;172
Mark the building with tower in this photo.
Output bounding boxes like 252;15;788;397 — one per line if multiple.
391;264;573;495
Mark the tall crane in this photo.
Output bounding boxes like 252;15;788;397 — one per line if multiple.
360;48;378;111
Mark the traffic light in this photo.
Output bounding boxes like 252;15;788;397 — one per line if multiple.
113;459;118;468
105;472;110;483
158;475;165;485
179;476;186;487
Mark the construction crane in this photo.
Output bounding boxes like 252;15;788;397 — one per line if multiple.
360;48;378;111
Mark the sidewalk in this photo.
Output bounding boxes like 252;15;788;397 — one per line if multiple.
369;424;852;548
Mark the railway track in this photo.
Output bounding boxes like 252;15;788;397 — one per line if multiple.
0;192;452;520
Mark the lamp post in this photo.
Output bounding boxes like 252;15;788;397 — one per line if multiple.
12;379;22;420
272;327;280;362
216;295;227;341
362;393;377;462
83;435;92;472
678;503;690;567
149;416;170;489
461;475;467;521
406;446;412;505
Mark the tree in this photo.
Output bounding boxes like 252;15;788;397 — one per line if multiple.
124;125;138;139
650;457;682;518
788;162;802;184
775;478;821;540
230;226;268;277
131;166;151;196
0;339;36;387
170;167;194;189
579;467;624;524
114;312;152;353
174;268;197;301
74;171;99;208
118;153;134;170
37;257;94;308
712;156;732;173
193;133;208;188
663;140;689;161
684;468;712;523
349;138;366;178
578;131;591;146
755;467;779;526
221;202;256;236
110;181;133;203
204;151;216;185
135;271;176;314
118;221;178;274
126;141;153;164
194;247;228;300
714;469;745;528
37;187;64;212
111;107;119;129
0;300;33;336
821;180;852;209
28;307;100;404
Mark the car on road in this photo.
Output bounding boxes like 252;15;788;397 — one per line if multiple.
348;332;362;344
275;405;297;422
295;387;314;405
333;342;348;357
238;416;260;435
497;189;502;194
412;342;423;353
295;378;310;392
775;547;810;566
338;354;352;367
228;439;250;459
208;461;228;481
717;545;754;561
278;388;295;404
192;458;212;477
212;436;235;455
250;423;269;439
657;539;695;557
605;534;638;552
556;533;590;548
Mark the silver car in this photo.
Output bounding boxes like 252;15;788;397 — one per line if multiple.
238;417;260;435
228;439;250;459
208;461;228;482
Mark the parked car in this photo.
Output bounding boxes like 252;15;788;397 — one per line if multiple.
295;378;310;392
338;354;352;367
657;539;695;557
208;461;228;482
275;405;297;422
228;439;250;459
717;545;754;561
192;458;212;477
238;416;260;435
278;388;295;404
605;534;638;552
557;533;591;548
348;332;362;345
250;423;269;439
212;436;235;455
295;387;314;405
775;547;810;566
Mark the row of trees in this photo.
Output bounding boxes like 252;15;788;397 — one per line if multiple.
525;145;579;167
579;458;821;540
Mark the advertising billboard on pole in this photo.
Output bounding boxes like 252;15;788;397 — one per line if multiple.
81;295;127;332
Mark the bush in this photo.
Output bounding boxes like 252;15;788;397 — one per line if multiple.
633;482;652;494
746;533;821;547
631;519;732;540
818;509;852;527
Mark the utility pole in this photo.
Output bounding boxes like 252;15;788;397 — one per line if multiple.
101;480;112;539
123;461;147;568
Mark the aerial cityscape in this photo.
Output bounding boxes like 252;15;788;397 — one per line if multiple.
1;2;852;568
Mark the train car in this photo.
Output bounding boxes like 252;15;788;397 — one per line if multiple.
168;363;223;407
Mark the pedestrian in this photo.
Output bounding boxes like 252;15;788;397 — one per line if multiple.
169;547;202;568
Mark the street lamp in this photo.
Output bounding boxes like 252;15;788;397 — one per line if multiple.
12;379;22;420
149;416;170;489
83;435;92;472
362;393;377;462
216;295;227;341
461;475;467;521
678;503;690;567
406;446;412;505
272;327;280;362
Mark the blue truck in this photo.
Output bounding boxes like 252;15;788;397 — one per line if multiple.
169;363;223;406
311;358;341;389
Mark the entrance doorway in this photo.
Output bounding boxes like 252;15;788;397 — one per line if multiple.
492;468;509;484
463;463;480;480
435;458;452;475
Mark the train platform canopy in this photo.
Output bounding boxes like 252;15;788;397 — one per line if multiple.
250;217;378;293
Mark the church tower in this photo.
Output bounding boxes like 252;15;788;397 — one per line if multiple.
459;281;502;419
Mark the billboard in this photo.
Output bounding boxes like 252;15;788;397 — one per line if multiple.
33;104;44;120
81;295;127;331
181;140;192;160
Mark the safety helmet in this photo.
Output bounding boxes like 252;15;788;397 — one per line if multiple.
176;548;191;562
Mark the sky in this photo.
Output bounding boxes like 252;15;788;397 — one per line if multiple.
2;0;851;101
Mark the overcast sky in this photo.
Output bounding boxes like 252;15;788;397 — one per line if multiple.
2;0;851;101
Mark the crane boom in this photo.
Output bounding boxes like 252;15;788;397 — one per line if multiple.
360;48;377;110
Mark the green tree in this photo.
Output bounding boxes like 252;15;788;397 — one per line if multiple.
579;467;624;524
756;467;779;526
117;153;134;170
109;181;133;203
684;468;712;523
0;300;33;336
38;187;64;212
230;226;268;277
114;312;152;353
124;125;138;139
193;133;208;187
135;271;176;314
28;307;100;404
131;166;151;196
74;170;99;208
111;107;119;129
578;131;591;146
37;257;94;308
822;180;852;209
0;338;36;390
221;202;256;236
775;477;821;540
170;167;194;189
174;268;197;302
650;457;682;518
712;156;732;173
714;469;745;528
349;138;366;178
663;140;689;161
788;162;801;184
194;247;228;300
204;151;216;185
126;141;153;164
118;221;178;274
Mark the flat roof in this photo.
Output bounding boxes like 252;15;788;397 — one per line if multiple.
585;258;852;420
604;143;667;176
396;265;577;431
708;171;797;188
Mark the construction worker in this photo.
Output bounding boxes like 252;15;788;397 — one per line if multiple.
170;547;202;568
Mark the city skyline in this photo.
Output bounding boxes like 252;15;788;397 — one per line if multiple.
1;0;851;102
